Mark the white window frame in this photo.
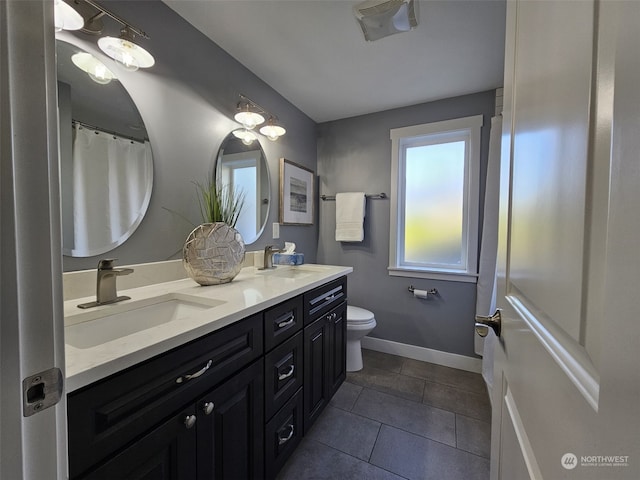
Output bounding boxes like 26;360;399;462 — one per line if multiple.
389;115;482;283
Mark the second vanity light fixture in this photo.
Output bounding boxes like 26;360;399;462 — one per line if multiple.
55;0;155;71
234;94;286;144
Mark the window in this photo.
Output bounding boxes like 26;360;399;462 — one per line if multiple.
389;115;482;282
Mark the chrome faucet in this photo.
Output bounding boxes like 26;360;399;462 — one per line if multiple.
259;245;282;270
78;259;134;309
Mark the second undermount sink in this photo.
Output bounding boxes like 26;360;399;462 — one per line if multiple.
256;264;332;279
65;293;225;349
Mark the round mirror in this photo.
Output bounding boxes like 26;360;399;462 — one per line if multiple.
215;131;270;244
56;39;153;257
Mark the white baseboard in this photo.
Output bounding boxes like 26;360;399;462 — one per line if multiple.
361;337;482;373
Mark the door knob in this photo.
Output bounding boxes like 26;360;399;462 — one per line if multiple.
475;309;502;337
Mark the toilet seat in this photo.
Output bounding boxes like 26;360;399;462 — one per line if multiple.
347;305;375;325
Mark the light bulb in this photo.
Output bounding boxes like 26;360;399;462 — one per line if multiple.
259;121;286;141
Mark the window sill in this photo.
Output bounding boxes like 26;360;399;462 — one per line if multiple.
387;267;478;284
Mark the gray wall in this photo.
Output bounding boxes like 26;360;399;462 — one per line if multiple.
316;91;495;357
62;0;318;271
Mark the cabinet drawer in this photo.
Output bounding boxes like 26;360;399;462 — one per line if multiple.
265;388;304;480
264;295;303;351
68;313;263;479
303;276;347;325
264;331;303;420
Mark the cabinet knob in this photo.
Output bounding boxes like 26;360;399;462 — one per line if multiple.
202;402;215;415
184;415;197;429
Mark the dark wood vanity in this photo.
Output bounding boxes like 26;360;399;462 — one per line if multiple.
67;276;347;479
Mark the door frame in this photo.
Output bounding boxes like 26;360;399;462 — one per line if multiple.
0;1;67;478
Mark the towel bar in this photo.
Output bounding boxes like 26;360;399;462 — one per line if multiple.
320;192;387;201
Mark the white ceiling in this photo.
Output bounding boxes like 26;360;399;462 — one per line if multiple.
163;0;506;123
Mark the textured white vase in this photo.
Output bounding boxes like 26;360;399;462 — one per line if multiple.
183;222;245;285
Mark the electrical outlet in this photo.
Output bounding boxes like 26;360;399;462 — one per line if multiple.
272;222;280;239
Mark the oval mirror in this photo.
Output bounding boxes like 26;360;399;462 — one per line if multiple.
56;39;153;257
215;131;270;244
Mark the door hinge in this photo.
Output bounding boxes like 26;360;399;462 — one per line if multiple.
22;368;63;417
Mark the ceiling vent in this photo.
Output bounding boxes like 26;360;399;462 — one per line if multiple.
353;0;419;42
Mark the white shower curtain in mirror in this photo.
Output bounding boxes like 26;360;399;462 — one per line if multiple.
72;124;152;255
475;115;502;397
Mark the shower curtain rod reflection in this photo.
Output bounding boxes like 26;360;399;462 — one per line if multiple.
320;192;387;201
72;119;148;143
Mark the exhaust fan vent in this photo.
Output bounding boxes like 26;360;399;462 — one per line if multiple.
354;0;419;42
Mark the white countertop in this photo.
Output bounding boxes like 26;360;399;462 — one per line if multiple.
64;264;352;393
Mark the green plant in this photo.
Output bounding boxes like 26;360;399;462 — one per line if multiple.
194;179;245;228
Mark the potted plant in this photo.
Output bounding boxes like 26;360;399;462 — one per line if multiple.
183;179;247;285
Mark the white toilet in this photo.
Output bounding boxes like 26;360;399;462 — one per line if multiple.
346;305;377;372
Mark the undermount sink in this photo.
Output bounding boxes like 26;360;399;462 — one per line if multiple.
256;264;332;279
65;293;225;349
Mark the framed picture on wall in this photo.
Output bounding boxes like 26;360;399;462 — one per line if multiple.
279;158;314;225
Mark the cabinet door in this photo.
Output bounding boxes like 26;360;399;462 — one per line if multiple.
196;359;264;480
303;315;330;433
327;301;347;396
79;405;197;480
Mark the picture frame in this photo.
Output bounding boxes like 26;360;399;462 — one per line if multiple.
279;158;314;225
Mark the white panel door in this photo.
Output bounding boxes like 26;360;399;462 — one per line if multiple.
488;1;640;479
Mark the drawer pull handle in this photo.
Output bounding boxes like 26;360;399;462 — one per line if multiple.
184;415;197;429
278;365;295;381
324;294;336;302
176;360;213;384
203;402;215;415
278;424;295;445
277;315;295;329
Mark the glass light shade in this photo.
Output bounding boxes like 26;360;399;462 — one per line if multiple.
232;128;258;146
54;0;84;32
234;110;265;130
259;122;286;141
98;36;155;71
71;52;115;85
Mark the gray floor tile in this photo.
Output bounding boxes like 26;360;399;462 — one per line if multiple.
352;388;456;446
422;380;491;422
401;358;487;395
329;381;363;411
456;414;491;458
370;425;490;480
306;406;381;461
277;438;404;480
362;348;404;373
347;365;425;402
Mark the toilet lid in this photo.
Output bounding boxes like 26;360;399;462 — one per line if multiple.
347;305;375;324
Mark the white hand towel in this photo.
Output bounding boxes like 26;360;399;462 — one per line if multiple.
335;192;366;242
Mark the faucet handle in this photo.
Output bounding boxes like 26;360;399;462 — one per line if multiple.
98;258;118;270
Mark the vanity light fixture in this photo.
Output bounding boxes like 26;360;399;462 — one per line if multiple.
259;117;287;141
54;0;84;31
232;128;259;146
234;94;286;141
62;0;155;71
71;52;115;84
98;26;155;71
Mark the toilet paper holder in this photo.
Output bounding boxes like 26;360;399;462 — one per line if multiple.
408;285;438;296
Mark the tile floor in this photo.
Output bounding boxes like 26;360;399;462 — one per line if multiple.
277;349;491;480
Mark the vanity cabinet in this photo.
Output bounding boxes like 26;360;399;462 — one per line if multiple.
67;313;263;479
67;274;348;480
302;277;347;433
